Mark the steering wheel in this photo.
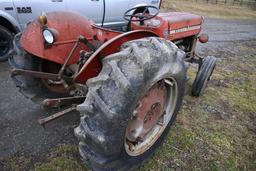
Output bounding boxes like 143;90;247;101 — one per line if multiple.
123;5;160;22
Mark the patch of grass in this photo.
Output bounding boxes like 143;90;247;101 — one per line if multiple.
140;55;256;170
36;157;85;171
162;0;256;20
139;124;199;171
7;155;32;171
210;57;256;114
35;144;88;171
206;132;232;150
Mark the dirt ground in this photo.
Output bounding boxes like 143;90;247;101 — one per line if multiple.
0;18;255;171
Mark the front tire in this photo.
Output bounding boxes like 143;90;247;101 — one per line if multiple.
191;56;217;97
75;37;187;170
0;26;13;62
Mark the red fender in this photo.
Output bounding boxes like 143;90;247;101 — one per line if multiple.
74;30;158;83
20;11;95;65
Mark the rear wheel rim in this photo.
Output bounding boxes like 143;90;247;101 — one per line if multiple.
125;77;178;156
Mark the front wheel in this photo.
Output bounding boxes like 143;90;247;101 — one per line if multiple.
192;56;217;97
0;26;13;62
75;37;187;170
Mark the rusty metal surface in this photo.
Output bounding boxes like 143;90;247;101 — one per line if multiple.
10;68;73;83
125;78;178;156
38;106;77;126
39;60;70;94
126;81;167;142
57;37;80;77
42;96;86;108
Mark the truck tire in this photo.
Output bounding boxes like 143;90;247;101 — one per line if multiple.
75;37;187;170
0;25;13;62
191;56;217;97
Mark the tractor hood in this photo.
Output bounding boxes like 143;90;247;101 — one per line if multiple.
159;12;203;40
159;12;203;26
130;12;203;40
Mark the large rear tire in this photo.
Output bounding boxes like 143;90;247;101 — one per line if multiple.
75;37;187;170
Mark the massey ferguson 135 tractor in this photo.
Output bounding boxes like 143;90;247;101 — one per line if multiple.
9;5;216;170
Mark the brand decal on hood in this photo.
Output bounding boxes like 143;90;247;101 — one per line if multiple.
170;25;201;34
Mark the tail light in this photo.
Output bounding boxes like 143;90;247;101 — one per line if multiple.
198;33;209;43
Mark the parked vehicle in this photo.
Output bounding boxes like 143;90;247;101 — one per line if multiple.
0;0;161;61
9;3;216;170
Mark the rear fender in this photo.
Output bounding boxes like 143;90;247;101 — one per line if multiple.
74;30;158;83
20;11;95;65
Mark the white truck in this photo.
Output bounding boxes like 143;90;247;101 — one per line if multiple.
0;0;162;61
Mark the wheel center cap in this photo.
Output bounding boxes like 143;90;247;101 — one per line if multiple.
126;81;167;142
144;102;161;127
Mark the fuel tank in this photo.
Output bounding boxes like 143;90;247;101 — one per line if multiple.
20;11;95;64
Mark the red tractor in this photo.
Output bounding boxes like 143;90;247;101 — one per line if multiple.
9;5;216;170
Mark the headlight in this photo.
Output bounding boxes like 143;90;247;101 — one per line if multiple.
43;29;55;44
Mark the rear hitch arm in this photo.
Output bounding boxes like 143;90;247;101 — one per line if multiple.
38;105;77;126
10;68;73;83
42;96;86;108
58;35;96;79
38;95;87;126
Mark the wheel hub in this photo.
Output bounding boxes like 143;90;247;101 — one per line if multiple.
126;81;167;142
144;102;161;126
0;37;9;56
125;78;178;156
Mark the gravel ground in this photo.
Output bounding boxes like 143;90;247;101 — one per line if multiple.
0;18;256;170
